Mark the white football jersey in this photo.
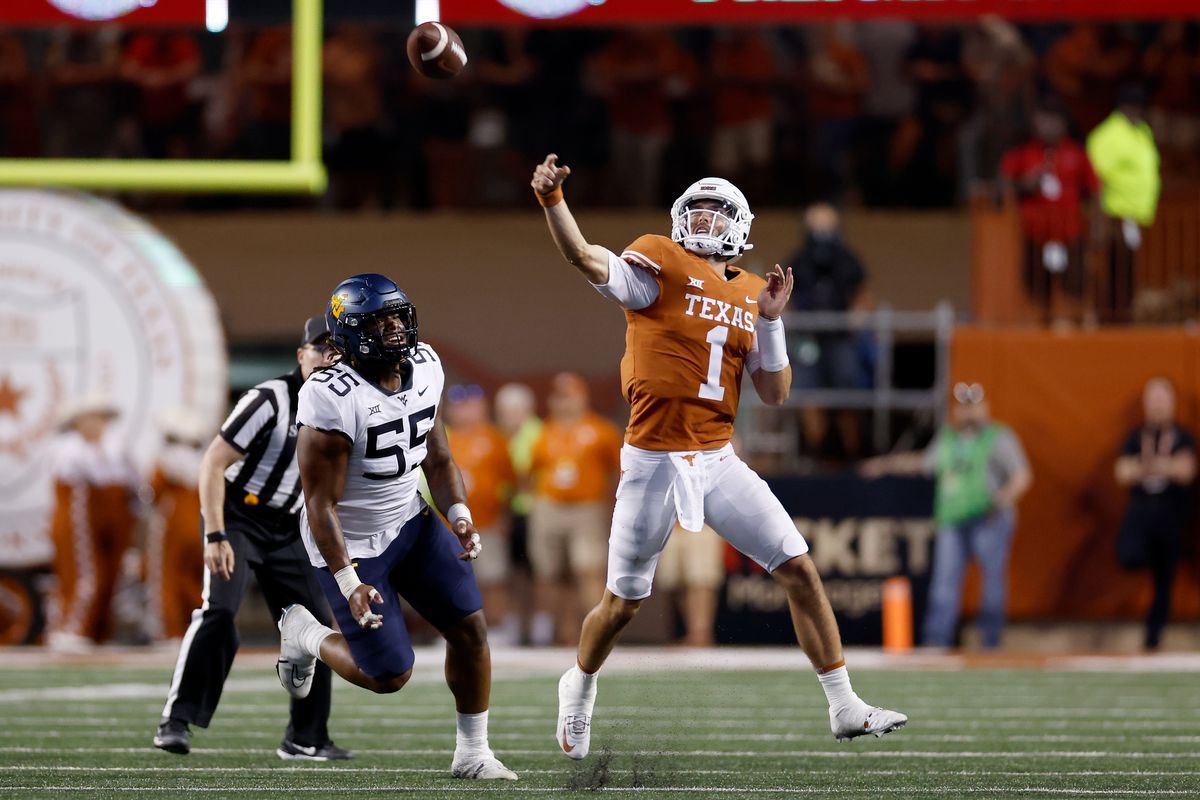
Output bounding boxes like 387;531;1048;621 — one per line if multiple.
296;344;445;567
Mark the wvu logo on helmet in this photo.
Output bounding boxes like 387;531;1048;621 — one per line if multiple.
330;292;348;319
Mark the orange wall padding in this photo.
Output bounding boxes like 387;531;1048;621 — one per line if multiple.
953;327;1200;620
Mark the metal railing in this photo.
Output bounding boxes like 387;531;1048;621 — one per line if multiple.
740;302;955;461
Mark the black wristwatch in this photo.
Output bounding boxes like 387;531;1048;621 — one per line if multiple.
205;531;229;544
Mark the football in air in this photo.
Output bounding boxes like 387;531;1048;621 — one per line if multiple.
406;21;468;79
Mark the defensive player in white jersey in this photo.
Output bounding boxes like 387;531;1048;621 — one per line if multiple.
276;273;518;781
531;154;907;758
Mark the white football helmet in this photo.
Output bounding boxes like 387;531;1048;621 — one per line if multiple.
670;177;755;259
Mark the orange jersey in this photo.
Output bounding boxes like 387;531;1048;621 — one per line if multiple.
448;423;515;529
713;34;777;126
619;234;765;451
531;413;623;503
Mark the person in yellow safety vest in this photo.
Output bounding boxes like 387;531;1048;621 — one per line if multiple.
1086;84;1161;320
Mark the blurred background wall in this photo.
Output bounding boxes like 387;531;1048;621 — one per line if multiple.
154;210;971;375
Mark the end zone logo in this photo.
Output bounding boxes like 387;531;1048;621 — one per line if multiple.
0;192;226;567
496;0;604;20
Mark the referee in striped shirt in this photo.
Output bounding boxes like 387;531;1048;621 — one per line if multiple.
154;317;350;761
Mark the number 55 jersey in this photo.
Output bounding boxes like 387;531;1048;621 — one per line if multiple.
616;234;767;452
295;345;444;567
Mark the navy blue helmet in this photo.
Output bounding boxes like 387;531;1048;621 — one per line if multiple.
325;273;419;364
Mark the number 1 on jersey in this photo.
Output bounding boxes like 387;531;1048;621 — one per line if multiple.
699;325;727;401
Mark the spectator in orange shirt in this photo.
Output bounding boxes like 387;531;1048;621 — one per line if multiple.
237;26;293;161
445;384;518;642
0;32;37;157
807;22;870;203
709;30;779;201
45;28;122;158
528;374;622;645
1144;22;1200;182
586;29;696;205
120;30;202;159
1044;24;1136;135
323;24;390;209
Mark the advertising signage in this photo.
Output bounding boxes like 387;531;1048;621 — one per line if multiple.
4;0;210;25
437;0;1198;25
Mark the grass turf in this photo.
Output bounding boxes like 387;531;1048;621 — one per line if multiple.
0;659;1198;799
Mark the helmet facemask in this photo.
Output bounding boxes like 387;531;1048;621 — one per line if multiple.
342;302;419;364
670;180;754;259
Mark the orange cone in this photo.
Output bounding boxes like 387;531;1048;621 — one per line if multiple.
882;576;913;652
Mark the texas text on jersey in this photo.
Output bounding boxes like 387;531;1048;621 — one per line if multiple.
295;343;445;567
619;233;766;452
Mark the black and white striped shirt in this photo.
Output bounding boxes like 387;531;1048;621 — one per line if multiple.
220;370;304;514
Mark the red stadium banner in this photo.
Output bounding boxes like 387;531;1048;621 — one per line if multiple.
2;0;208;26
439;0;1199;25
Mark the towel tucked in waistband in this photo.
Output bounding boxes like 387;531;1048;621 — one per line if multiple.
667;451;707;533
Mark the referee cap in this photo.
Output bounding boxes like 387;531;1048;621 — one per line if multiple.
301;316;330;346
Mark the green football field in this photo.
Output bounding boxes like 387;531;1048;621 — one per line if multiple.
0;649;1197;799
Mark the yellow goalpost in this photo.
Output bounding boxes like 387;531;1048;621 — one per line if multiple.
0;0;326;194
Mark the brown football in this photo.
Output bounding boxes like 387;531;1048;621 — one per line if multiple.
406;21;468;80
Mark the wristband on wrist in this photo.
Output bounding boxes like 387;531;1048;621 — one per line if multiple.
205;531;228;544
536;185;564;208
447;503;473;525
333;565;362;600
754;315;789;372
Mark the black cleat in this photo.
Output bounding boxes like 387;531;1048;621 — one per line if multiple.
277;738;353;761
153;718;191;755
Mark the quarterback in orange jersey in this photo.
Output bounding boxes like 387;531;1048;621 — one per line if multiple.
531;154;907;758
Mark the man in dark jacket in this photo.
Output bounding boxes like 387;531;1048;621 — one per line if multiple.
786;203;871;458
1114;377;1196;650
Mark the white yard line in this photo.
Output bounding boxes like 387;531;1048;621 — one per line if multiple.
2;719;1190;734
2;645;1199;674
0;746;1197;759
0;786;1193;795
0;679;281;704
0;766;1195;778
6;729;1200;746
4;680;1199;720
8;716;1200;741
8;691;1198;707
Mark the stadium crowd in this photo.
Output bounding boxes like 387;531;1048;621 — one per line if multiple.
0;20;1197;209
